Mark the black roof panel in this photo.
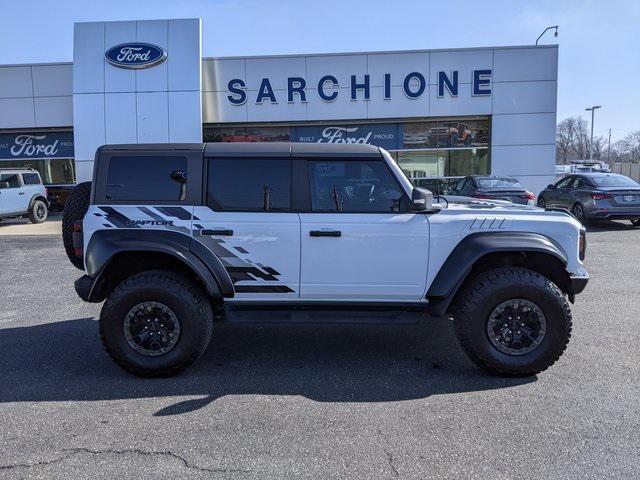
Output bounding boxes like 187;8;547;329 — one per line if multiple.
98;142;382;158
204;142;291;157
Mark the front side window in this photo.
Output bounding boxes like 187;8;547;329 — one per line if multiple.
22;173;41;185
572;177;585;189
106;156;187;202
0;174;20;188
207;158;291;211
307;160;404;213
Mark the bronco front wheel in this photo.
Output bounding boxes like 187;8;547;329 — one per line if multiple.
452;267;572;376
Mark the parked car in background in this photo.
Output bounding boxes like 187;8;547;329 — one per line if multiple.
0;168;49;223
450;176;536;205
412;176;462;196
538;173;640;225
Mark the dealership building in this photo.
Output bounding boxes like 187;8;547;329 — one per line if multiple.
0;18;558;202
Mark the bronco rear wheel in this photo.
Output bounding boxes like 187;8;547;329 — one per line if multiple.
452;267;572;377
99;270;214;377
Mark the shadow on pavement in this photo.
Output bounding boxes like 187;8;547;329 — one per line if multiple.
0;317;535;415
587;219;639;232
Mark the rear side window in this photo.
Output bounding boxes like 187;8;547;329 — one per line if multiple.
590;175;639;188
307;160;404;213
0;174;20;188
207;157;291;211
22;173;41;185
476;177;522;189
106;156;187;202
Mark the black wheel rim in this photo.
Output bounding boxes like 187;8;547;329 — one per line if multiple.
36;204;46;219
486;299;547;356
123;302;181;356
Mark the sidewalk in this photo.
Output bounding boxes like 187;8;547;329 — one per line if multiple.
0;216;62;236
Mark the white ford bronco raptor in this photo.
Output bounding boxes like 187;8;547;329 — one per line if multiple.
62;143;588;377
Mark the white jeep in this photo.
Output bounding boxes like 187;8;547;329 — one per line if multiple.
62;143;588;377
0;168;49;223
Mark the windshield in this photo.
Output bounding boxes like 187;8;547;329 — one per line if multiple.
590;175;639;188
476;177;523;189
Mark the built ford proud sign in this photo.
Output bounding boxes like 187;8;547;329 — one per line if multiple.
105;42;167;69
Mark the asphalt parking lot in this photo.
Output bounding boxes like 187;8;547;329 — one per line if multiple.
0;222;638;479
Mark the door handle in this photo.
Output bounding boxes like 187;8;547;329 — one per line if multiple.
309;230;341;237
18;192;25;195
200;229;233;236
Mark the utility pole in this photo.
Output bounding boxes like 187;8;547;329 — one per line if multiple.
607;128;611;163
585;105;602;162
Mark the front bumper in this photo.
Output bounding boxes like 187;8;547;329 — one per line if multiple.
568;267;589;302
570;274;589;295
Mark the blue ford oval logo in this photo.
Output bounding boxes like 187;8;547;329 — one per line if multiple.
105;43;167;69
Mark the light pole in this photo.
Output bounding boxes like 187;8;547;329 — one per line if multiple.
536;26;558;45
585;105;602;162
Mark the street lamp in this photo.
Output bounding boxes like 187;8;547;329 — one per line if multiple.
536;26;558;45
585;105;602;162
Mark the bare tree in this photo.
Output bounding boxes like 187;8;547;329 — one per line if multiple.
556;118;575;164
555;116;593;162
591;136;605;160
615;131;640;163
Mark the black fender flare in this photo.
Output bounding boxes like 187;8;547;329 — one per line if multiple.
28;194;49;209
426;231;568;317
84;229;234;301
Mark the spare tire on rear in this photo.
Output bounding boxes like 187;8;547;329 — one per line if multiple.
62;181;92;270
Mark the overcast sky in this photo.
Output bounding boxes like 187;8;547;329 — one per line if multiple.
0;0;638;142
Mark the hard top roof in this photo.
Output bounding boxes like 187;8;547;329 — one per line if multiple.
98;142;381;158
205;142;381;157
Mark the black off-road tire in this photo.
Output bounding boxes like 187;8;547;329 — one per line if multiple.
28;199;48;223
452;267;572;377
99;270;214;377
62;181;92;269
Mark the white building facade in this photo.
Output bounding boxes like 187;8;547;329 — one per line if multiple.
0;18;558;201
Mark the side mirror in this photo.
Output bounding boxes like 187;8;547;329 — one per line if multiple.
0;182;9;189
547;184;556;190
411;187;433;212
170;170;187;184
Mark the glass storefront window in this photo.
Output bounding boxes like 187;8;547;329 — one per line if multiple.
204;117;490;188
204;126;291;143
0;158;75;185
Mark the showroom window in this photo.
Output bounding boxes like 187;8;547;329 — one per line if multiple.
0;131;75;185
203;117;490;195
204;126;291;143
389;118;491;194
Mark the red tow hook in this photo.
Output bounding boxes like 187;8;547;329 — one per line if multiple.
73;220;83;257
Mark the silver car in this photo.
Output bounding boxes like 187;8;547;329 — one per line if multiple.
538;173;640;225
